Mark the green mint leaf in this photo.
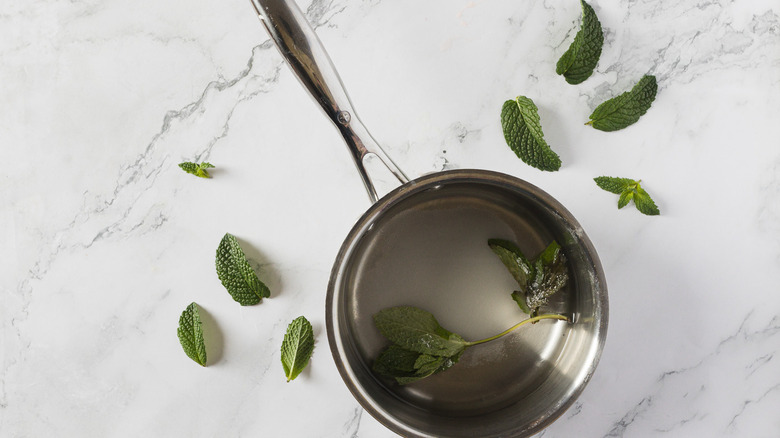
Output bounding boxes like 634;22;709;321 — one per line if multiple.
594;177;661;215
179;161;214;178
526;242;569;314
373;345;421;377
490;239;568;314
488;239;533;291
586;75;658;131
618;190;634;209
633;187;660;216
501;96;562;171
394;351;464;385
215;233;270;305
177;302;207;366
373;345;465;385
511;290;533;314
593;176;633;194
556;0;603;85
373;306;467;357
281;316;315;382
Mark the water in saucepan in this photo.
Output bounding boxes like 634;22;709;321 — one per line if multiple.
344;184;574;415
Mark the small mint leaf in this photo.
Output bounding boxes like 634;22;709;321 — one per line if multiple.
526;242;569;313
633;187;660;215
511;290;532;314
595;177;660;215
177;302;207;366
618;190;634;209
594;176;633;194
587;75;657;131
281;316;314;382
488;239;533;292
215;233;270;305
556;0;604;85
179;161;214;178
501;96;562;171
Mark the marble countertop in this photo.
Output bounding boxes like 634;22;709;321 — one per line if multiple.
3;0;779;436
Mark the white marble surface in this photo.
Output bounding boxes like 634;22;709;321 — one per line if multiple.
2;0;780;436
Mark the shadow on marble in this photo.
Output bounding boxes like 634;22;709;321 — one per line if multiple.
198;304;225;365
234;236;283;299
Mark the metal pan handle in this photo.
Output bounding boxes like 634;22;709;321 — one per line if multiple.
250;0;409;203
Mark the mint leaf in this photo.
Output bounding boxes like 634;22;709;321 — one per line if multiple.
281;316;314;382
488;239;533;290
177;302;207;366
594;176;660;215
618;190;634;209
373;306;467;357
490;239;569;315
373;344;420;377
633;187;660;216
556;0;603;85
179;161;214;178
373;345;464;385
586;75;658;131
594;176;633;194
394;351;464;385
501;96;562;171
526;242;569;314
510;291;533;314
215;233;270;305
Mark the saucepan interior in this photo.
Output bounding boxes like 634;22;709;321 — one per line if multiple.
326;169;608;438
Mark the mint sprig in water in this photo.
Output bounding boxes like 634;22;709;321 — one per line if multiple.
215;233;271;305
489;240;569;316
372;306;567;385
501;96;562;171
586;75;658;131
177;302;207;367
556;0;603;85
179;161;214;178
373;239;570;385
594;176;660;215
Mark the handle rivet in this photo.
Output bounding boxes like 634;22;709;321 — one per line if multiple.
337;111;351;125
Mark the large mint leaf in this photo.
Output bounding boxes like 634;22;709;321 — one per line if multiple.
177;302;207;366
587;75;658;131
488;239;533;290
215;233;270;305
556;0;603;84
281;316;314;382
501;96;562;171
373;306;467;357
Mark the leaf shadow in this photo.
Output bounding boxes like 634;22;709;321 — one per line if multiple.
535;102;574;167
296;318;320;381
234;236;283;299
203;166;225;178
198;304;224;365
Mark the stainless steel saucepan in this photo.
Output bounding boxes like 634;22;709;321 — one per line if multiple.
249;1;608;436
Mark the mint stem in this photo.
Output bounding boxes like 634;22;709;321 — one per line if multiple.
464;314;569;346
